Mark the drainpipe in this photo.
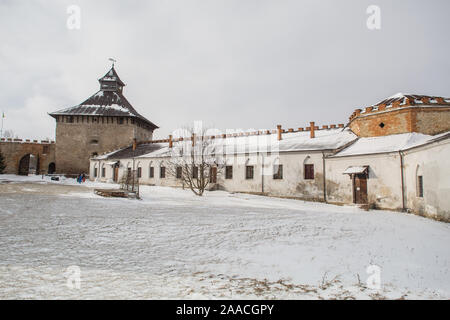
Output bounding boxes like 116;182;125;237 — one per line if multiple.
322;151;327;203
261;153;264;194
399;151;406;212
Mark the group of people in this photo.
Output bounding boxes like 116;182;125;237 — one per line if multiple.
76;173;86;184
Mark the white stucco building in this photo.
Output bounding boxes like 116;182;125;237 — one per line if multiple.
90;93;450;221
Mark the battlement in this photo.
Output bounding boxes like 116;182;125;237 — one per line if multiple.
0;138;55;144
349;94;450;122
99;123;346;155
348;94;450;137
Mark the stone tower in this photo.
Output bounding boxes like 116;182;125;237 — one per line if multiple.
49;66;158;174
348;93;450;137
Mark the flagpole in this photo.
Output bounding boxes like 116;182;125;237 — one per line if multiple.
0;112;3;138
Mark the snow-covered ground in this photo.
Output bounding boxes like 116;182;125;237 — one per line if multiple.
0;174;449;299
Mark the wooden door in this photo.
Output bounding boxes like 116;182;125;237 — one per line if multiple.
210;167;217;183
353;174;368;204
113;166;119;182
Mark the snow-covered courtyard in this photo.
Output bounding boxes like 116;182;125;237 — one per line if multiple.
0;174;448;299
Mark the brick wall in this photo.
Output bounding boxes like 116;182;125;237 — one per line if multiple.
0;140;56;174
349;106;450;137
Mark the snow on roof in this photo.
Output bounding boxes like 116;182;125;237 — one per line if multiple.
343;166;368;174
131;128;358;159
332;131;449;157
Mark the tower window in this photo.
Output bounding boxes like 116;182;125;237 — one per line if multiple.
379;122;385;128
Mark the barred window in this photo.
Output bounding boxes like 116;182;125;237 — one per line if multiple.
417;175;423;198
304;164;314;180
246;166;254;179
160;166;166;178
149;166;154;178
225;166;233;179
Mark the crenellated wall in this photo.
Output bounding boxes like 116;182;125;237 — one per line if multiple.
0;138;56;174
348;96;450;137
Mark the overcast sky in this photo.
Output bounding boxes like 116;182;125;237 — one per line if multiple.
0;0;449;140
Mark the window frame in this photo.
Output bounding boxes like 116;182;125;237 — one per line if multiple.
304;164;314;180
149;166;154;178
417;175;424;198
225;166;233;179
176;166;182;179
245;165;254;180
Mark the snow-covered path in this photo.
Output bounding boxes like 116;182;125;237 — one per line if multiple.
0;175;448;299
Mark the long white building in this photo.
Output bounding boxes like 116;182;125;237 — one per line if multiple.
90;93;450;221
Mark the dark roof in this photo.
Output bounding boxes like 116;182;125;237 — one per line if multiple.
99;67;125;86
100;143;166;160
49;67;158;129
373;93;450;107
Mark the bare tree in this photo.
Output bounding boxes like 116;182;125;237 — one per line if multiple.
167;125;223;196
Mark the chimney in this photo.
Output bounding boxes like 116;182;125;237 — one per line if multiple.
310;122;315;138
436;97;445;104
277;125;282;141
169;135;173;148
132;138;137;151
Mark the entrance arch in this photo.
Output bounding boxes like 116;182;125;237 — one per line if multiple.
18;154;38;175
18;154;31;175
48;162;56;174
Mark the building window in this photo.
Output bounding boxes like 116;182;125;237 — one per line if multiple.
192;166;198;179
225;166;233;179
379;122;385;128
90;139;99;145
160;166;166;178
127;167;132;177
67;116;74;123
101;167;106;177
176;167;182;179
118;117;124;124
94;167;98;177
149;166;154;178
43;145;49;154
246;165;254;179
273;164;283;179
417;175;423;198
137;167;142;178
304;164;314;180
